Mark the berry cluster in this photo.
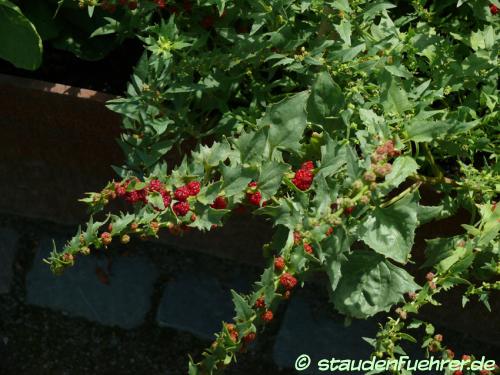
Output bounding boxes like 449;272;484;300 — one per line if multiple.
491;4;499;15
246;182;262;206
172;181;200;216
291;161;315;191
114;178;171;208
210;196;228;210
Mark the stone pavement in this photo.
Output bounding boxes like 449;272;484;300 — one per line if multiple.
19;234;493;373
26;238;158;329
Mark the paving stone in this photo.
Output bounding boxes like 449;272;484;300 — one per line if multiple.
26;238;158;329
273;291;380;374
273;291;430;374
0;227;19;294
156;271;253;340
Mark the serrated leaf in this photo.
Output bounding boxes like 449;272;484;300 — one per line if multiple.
320;135;347;177
234;127;268;164
333;251;420;319
231;290;253;321
380;72;410;115
147;191;165;210
322;226;351;291
257;161;289;200
261;91;309;155
221;164;254;197
345;145;361;180
380;156;418;193
307;72;345;127
406;119;479;142
359;192;419;264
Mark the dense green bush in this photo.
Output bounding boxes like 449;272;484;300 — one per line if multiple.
41;0;499;373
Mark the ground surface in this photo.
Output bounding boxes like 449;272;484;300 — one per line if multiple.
0;213;498;375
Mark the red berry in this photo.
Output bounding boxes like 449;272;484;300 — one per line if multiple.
243;332;256;344
211;196;228;209
248;181;257;188
274;257;285;271
174;186;191;202
292;169;314;191
303;243;313;254
115;182;128;197
187;181;201;196
343;206;355;215
229;330;239;342
293;231;301;245
480;370;491;375
326;227;334;236
161;190;171;207
453;371;463;375
301;161;314;171
173;201;190;216
100;232;112;245
156;0;166;8
279;272;298;290
261;310;273;322
149;179;163;192
128;1;137;10
491;4;499;14
461;355;471;362
254;297;265;309
247;191;262;206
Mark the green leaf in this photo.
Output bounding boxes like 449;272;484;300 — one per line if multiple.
319;135;347;177
417;204;443;224
189;204;228;231
380;156;419;193
322;226;351;291
261;91;309;155
380;72;410;115
234;127;268;164
192;140;232;168
334;20;352;46
257;161;289;200
307;72;345;126
359;192;419;264
197;181;223;205
405;119;479;143
147;191;165;210
362;2;397;21
333;251;420;319
422;236;473;273
345;145;361;180
221;164;254;197
255;199;295;227
231;290;253;321
0;1;43;70
110;213;135;235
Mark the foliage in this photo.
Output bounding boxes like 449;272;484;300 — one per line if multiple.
43;0;499;374
0;0;43;70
